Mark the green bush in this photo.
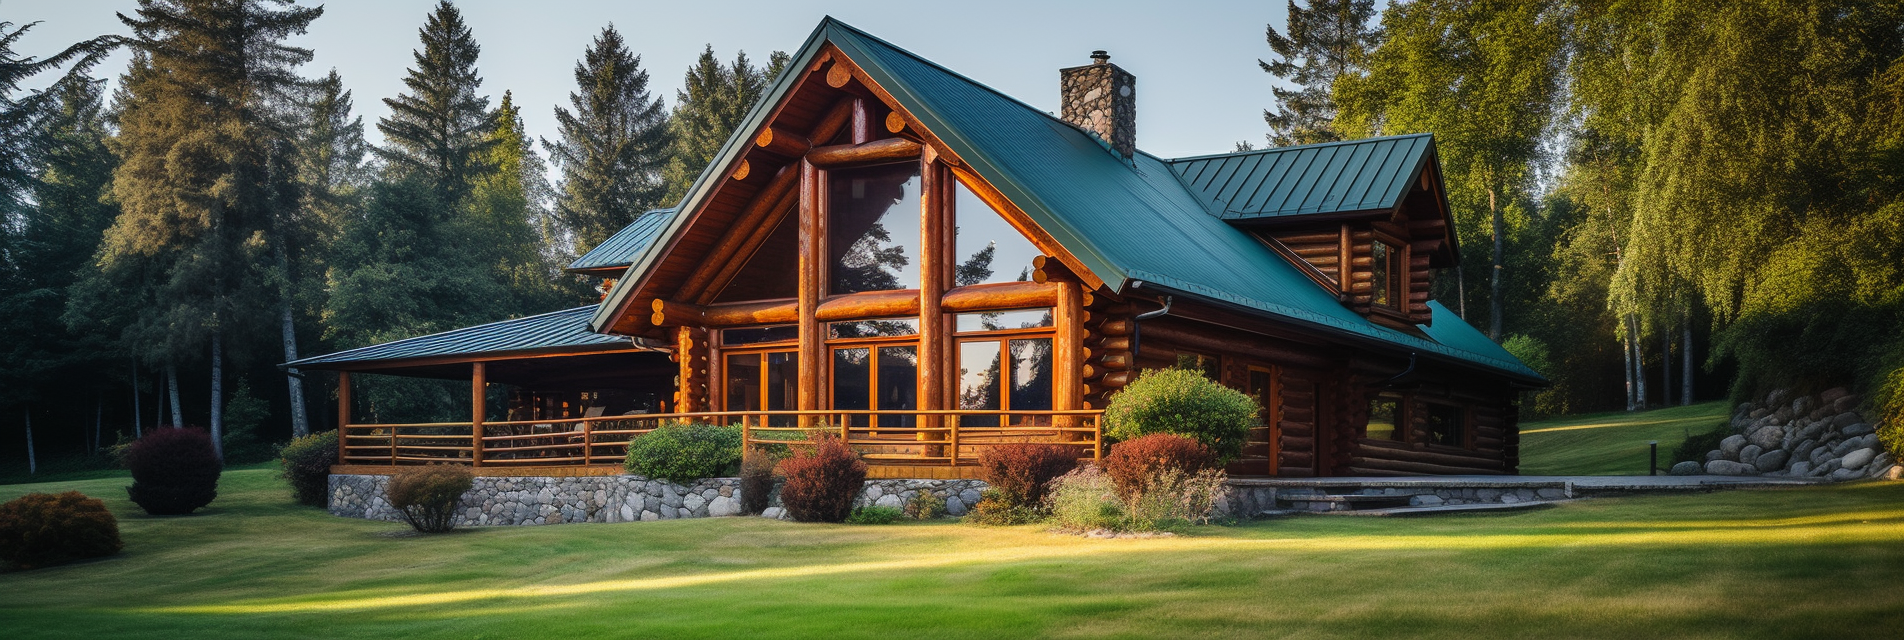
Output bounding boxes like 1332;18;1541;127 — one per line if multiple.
903;492;946;520
1103;368;1257;462
1046;466;1228;534
963;488;1044;526
1673;422;1730;464
845;506;904;525
385;465;473;533
624;423;744;482
0;492;123;570
278;431;339;507
1045;468;1125;531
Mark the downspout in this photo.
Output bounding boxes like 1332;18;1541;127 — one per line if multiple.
1126;281;1173;364
1367;353;1417;388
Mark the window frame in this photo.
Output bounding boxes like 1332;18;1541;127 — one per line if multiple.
1418;399;1473;450
716;326;800;423
1369;229;1409;315
826;316;921;427
822;160;925;297
952;307;1058;425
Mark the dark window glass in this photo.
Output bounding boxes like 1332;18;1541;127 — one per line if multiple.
766;352;798;426
1371;242;1392;308
1367;396;1400;441
722;325;798;346
877;347;918;427
955;309;1053;333
1009;338;1052;412
828;162;921;294
829;318;919;339
957;340;1002;425
714;212;798;303
953;181;1044;286
1176;353;1221;381
833;348;871;426
725;354;762;412
1424;403;1465;447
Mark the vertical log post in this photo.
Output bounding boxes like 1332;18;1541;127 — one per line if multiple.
471;362;486;467
797;160;824;427
1054;279;1082;440
674;326;709;413
335;371;350;466
919;158;950;455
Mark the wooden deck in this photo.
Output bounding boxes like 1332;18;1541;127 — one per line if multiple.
329;462;984;480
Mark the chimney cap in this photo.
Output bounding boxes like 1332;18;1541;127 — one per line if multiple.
1090;50;1110;65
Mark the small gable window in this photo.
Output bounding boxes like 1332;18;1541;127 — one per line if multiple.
828;162;922;295
1370;240;1404;310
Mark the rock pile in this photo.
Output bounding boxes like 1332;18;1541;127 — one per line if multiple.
1671;388;1898;481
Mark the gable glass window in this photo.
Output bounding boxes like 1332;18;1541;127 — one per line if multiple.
829;162;921;294
953;180;1044;286
954;309;1054;426
1370;240;1405;310
714;213;798;303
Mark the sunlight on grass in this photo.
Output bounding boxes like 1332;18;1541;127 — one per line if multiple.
1519;402;1730;475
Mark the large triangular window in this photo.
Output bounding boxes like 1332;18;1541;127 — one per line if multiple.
952;179;1043;286
713;211;799;303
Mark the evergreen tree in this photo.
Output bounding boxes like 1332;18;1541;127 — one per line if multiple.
662;46;788;201
547;25;671;251
1260;0;1380;146
80;0;320;459
377;0;497;205
0;20;117;218
466;90;580;314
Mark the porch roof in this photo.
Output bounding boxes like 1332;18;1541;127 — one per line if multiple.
283;306;646;372
565;208;677;275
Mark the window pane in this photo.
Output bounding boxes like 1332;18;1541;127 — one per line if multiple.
829;162;921;294
1370;242;1391;307
766;352;798;426
878;346;918;427
954;180;1043;286
714;212;798;303
833;348;871;426
955;308;1053;333
829;318;919;339
724;354;761;412
722;325;798;346
1009;338;1053;412
1176;353;1221;381
957;340;1002;426
1425;403;1464;447
1367;397;1399;441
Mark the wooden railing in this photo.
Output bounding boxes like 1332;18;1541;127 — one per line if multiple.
337;409;1103;468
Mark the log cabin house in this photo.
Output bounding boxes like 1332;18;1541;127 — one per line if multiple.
287;18;1544;479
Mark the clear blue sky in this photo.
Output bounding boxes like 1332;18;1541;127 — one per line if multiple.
11;0;1290;158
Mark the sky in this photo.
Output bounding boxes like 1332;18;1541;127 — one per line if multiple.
10;0;1290;159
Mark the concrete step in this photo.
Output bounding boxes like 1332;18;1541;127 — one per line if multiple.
1316;500;1570;517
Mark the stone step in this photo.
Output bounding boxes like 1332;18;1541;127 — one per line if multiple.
1317;500;1570;517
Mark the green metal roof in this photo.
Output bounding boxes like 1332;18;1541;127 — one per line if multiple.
565;208;676;273
1165;135;1435;220
589;17;1542;384
285;306;638;369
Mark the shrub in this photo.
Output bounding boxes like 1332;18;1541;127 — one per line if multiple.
624;423;743;482
1103;368;1257;462
0;492;123;570
903;491;947;520
123;428;222;515
1674;422;1731;464
385;465;474;533
845;505;904;525
778;434;866;522
963;488;1044;526
1103;434;1214;500
975;443;1080;509
279;431;339;507
1045;467;1126;531
1046;466;1228;533
739;447;780;515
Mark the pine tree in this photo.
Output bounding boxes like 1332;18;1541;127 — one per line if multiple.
466;90;578;314
0;20;117;217
547;25;671;251
377;0;497;205
84;0;321;459
1260;0;1380;147
662;46;788;201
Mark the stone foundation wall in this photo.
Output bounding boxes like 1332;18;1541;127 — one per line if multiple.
1672;387;1899;481
330;474;1282;526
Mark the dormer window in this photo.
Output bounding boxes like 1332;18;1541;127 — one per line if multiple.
1370;240;1404;310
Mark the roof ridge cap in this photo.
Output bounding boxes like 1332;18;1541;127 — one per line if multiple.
1164;132;1434;164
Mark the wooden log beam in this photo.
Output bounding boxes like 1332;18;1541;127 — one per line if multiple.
731;159;750;181
806;137;922;168
692;190;798;305
816;289;921;321
1137;322;1338;370
704;299;799;326
650;298;707;327
885;111;906;133
940;281;1060;313
797;160;823;417
919;160;950;414
677;163;800;301
755;124;811;159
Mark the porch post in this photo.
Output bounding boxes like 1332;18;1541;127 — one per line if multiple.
797;159;824;425
1054;279;1083;441
335;371;350;466
918;156;950;455
471;362;485;467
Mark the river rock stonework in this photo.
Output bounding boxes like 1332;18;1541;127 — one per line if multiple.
1672;387;1899;481
329;474;1281;526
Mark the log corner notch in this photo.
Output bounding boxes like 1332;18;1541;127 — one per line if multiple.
673;326;710;413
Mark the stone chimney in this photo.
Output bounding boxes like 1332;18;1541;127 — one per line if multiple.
1060;50;1136;159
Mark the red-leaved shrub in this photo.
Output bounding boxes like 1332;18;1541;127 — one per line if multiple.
386;465;474;533
1103;434;1214;500
123;427;222;515
777;435;866;522
975;443;1080;508
0;492;123;570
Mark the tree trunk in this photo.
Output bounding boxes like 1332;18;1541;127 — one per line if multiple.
132;361;142;438
167;362;183;428
94;392;103;453
1660;323;1673;407
1488;187;1503;340
24;408;35;476
1456;264;1468;319
1633;318;1647;410
1621;316;1635;411
1682;314;1694;406
210;329;225;461
281;301;309;437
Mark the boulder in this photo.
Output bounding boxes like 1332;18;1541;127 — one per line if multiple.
1720;434;1749;459
707;495;741;517
1749;408;1771;421
1765;388;1791;407
1828;394;1859;414
1819;387;1850;404
1748;426;1784;450
1738;444;1763;466
1791;439;1817;461
1704;460;1757;476
1772;407;1795;424
1842;423;1875;437
1790;461;1812;477
1810;460;1840;477
1886;465;1903;481
1833;438;1866;457
1753;449;1790;473
1831;412;1861;428
1841;448;1877;471
1790;396;1813;416
1799;423;1825;441
1669;460;1703;476
1829;468;1864;482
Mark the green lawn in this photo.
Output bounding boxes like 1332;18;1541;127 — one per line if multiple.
2;465;1902;638
1519;401;1731;475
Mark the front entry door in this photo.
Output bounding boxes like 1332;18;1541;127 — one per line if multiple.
1226;365;1280;476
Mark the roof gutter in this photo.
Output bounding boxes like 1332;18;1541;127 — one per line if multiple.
1125;282;1172;362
